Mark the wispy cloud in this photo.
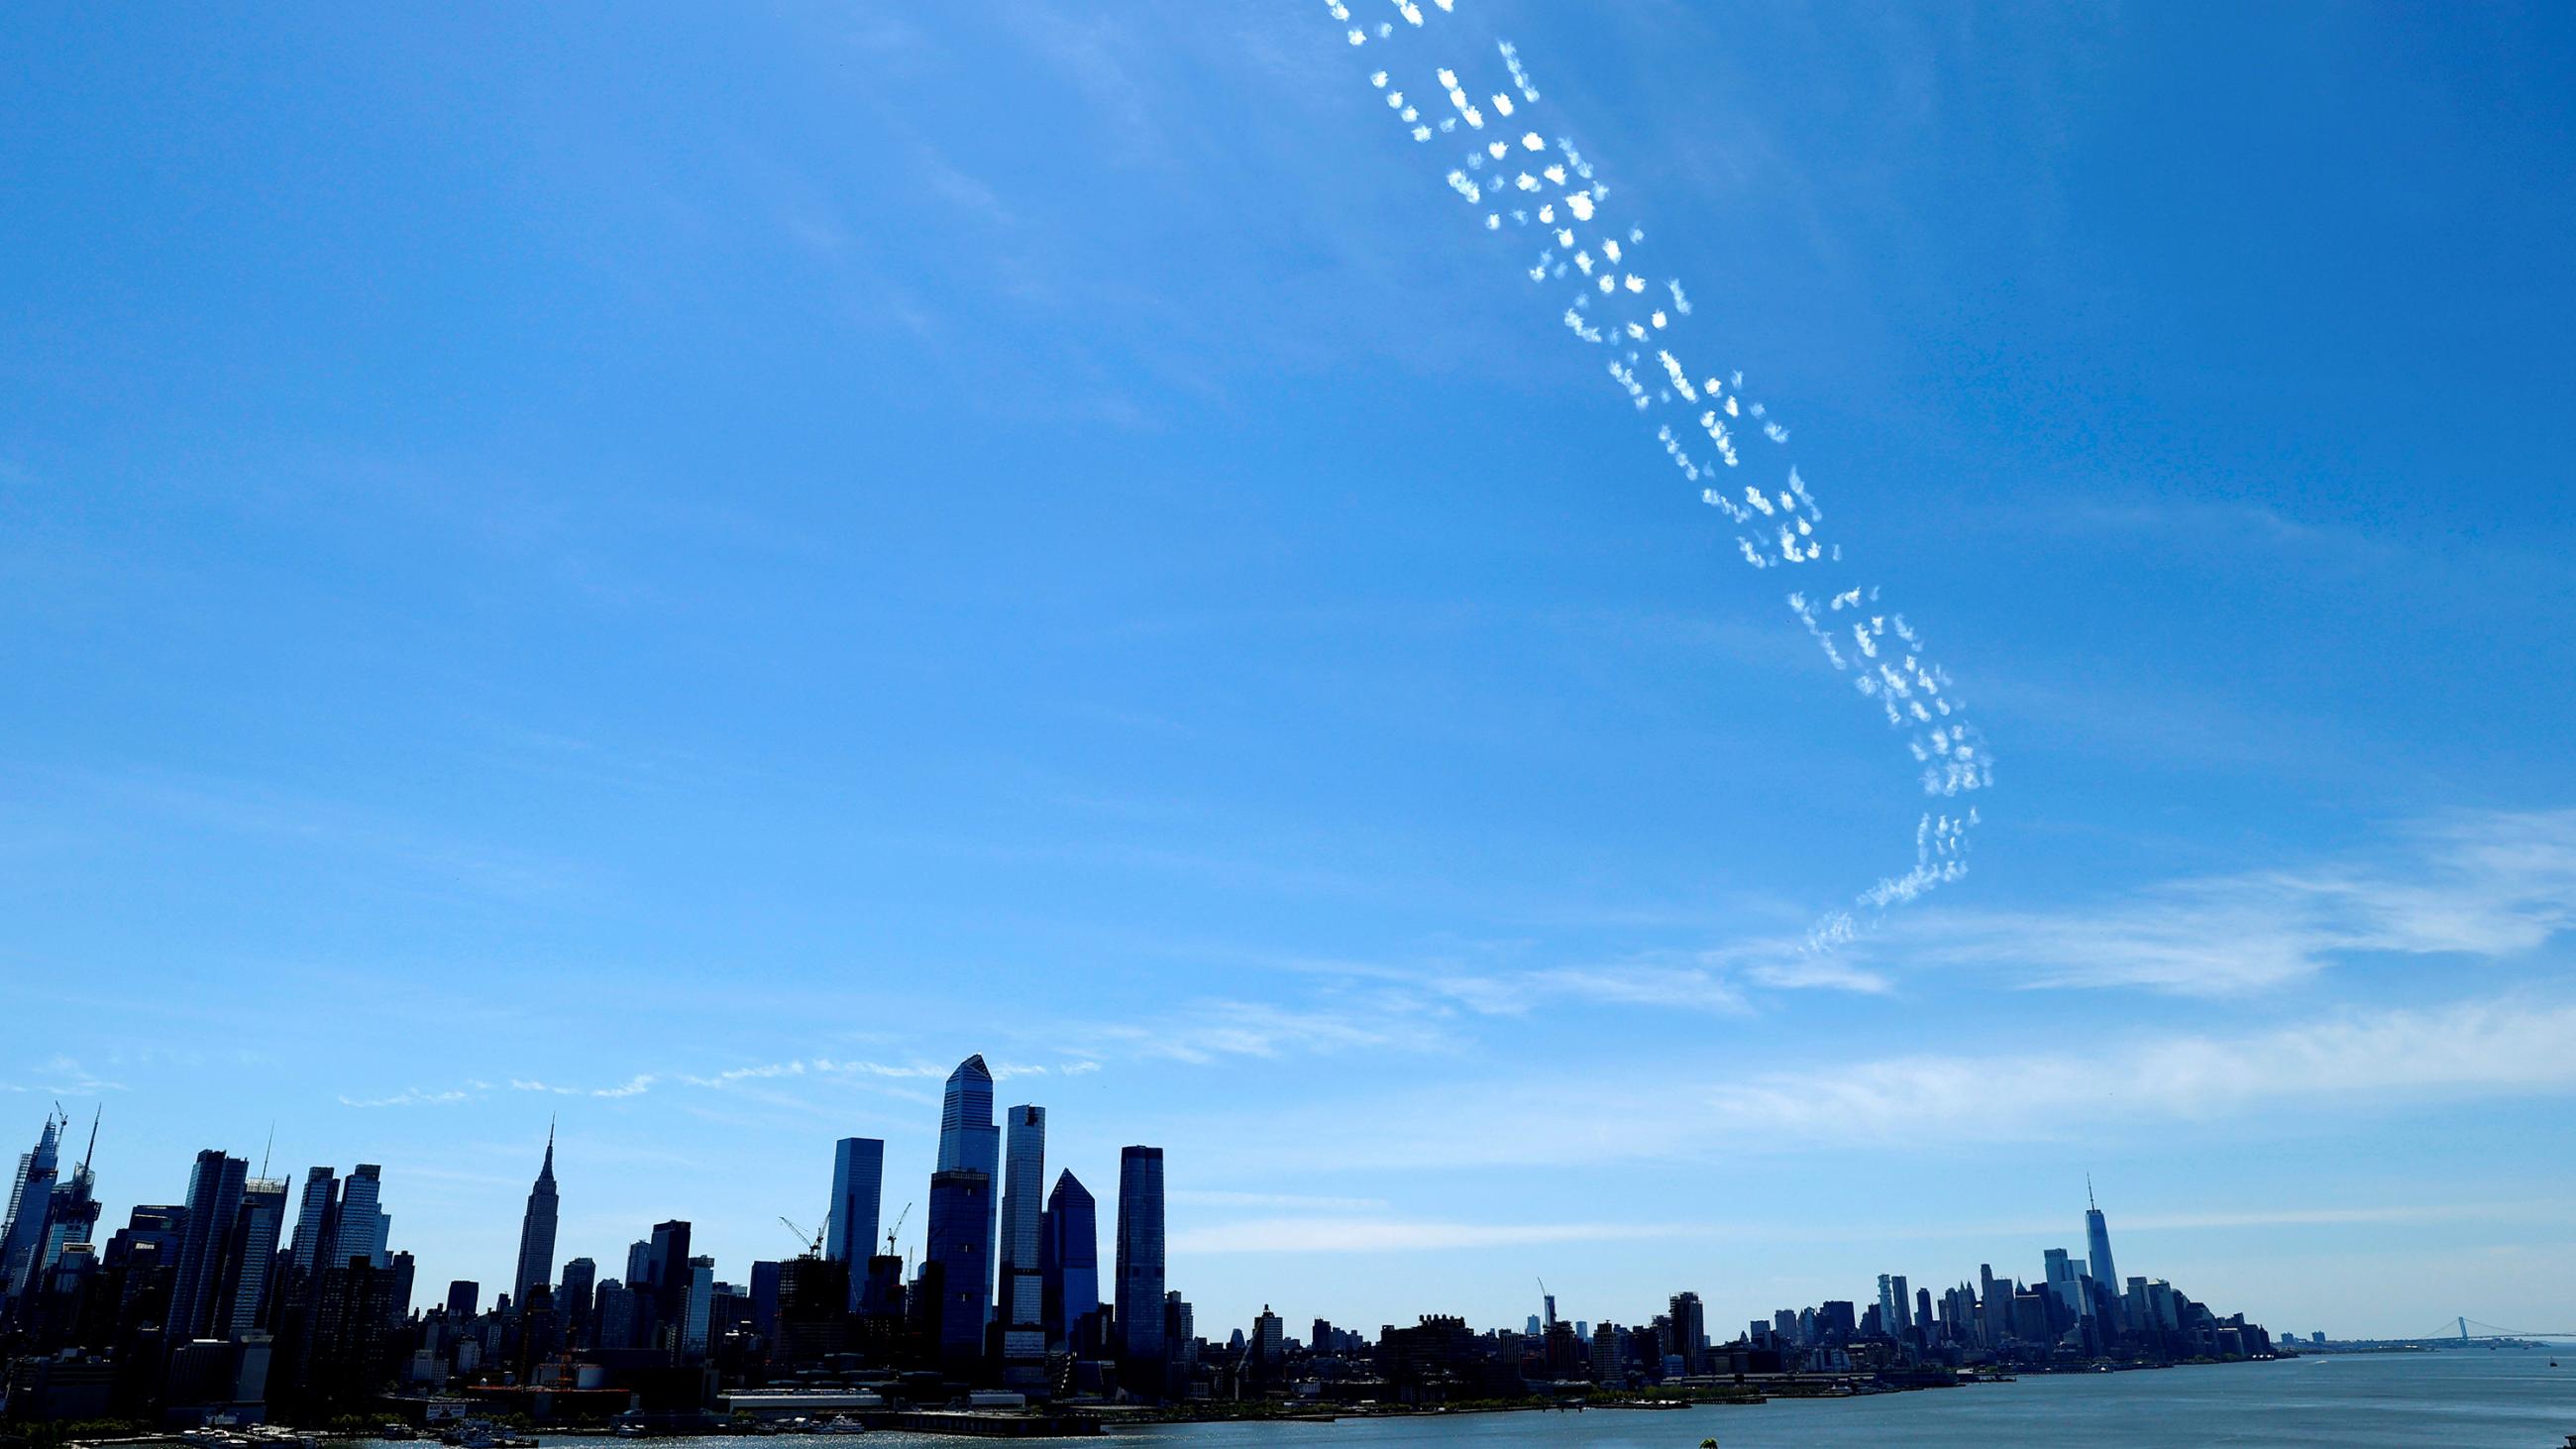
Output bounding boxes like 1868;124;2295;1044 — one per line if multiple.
339;1086;474;1109
1234;994;2576;1170
1895;809;2576;994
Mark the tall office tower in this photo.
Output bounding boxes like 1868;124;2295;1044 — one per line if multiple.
557;1257;596;1346
511;1126;560;1304
36;1115;102;1287
1916;1285;1935;1337
213;1175;287;1337
1667;1291;1706;1373
1544;1292;1557;1329
937;1057;1002;1303
330;1165;390;1269
2083;1181;2121;1324
680;1255;714;1359
2042;1248;2087;1317
168;1149;250;1339
285;1168;338;1277
446;1281;482;1318
996;1106;1046;1372
1038;1170;1099;1352
0;1113;60;1315
824;1137;885;1273
1590;1320;1623;1380
925;1168;993;1371
1525;1314;1543;1338
1114;1146;1166;1376
1889;1275;1912;1333
624;1239;653;1285
646;1220;693;1347
1876;1275;1896;1336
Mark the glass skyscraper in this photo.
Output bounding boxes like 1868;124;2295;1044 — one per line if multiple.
925;1168;992;1370
824;1136;884;1310
1039;1170;1099;1352
937;1057;1001;1304
167;1149;249;1340
996;1105;1047;1381
2084;1184;2120;1324
1114;1146;1165;1374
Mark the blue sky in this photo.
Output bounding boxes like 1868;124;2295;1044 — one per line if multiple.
5;0;2574;1342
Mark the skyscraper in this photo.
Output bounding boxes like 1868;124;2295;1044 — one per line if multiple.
557;1256;597;1346
286;1167;338;1277
1039;1170;1099;1352
511;1125;560;1304
330;1165;389;1270
925;1168;992;1370
646;1220;692;1349
996;1106;1047;1384
1114;1146;1165;1377
168;1149;250;1339
0;1114;60;1317
2084;1181;2121;1325
937;1057;1002;1304
1667;1291;1705;1373
824;1137;885;1266
213;1175;287;1338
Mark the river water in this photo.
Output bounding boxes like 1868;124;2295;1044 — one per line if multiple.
1120;1352;2575;1447
502;1348;2572;1447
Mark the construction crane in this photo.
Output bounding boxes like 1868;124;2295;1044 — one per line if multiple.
778;1211;828;1258
885;1201;912;1261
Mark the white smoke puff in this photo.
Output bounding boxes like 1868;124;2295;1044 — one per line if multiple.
1401;105;1418;120
1487;140;1507;159
1650;310;1667;329
1439;118;1455;132
1493;94;1515;117
1521;132;1545;152
1738;539;1770;568
1629;224;1645;243
1392;0;1423;26
1386;91;1404;109
1602;239;1622;264
1624;274;1645;292
1511;208;1528;225
1378;22;1392;35
1750;401;1767;418
1369;69;1387;87
1667;279;1692;314
1446;170;1480;203
1597;275;1614;293
1573;250;1593;275
1787;468;1820;520
1538;203;1555;222
1461;104;1483;128
1724;395;1738;417
1764;421;1789;443
1348;29;1365;45
1485;213;1500;230
1565;192;1595;222
1625;322;1646;340
1543;164;1565;184
1658;352;1695;398
1515;172;1540;191
1411;125;1432;141
1732;370;1744;388
1555;227;1573;247
1746;487;1774;516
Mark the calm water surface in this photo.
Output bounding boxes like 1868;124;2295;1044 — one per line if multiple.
521;1350;2576;1448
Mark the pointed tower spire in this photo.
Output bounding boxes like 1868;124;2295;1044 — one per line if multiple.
2087;1173;2097;1210
541;1116;556;1180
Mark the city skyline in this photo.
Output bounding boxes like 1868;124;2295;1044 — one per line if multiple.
7;0;2575;1351
0;1098;2434;1352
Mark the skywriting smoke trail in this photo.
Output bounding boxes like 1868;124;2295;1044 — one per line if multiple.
1327;0;1991;949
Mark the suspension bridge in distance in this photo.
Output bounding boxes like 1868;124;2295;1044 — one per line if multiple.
2428;1317;2576;1343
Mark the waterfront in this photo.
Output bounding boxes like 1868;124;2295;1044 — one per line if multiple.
463;1353;2570;1448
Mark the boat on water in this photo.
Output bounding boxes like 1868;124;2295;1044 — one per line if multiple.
813;1416;868;1435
